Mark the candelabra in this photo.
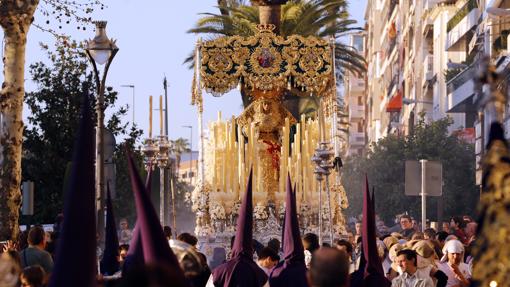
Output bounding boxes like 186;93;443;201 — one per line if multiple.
142;135;172;225
312;141;335;245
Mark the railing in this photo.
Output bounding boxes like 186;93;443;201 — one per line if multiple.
494;30;510;52
387;75;398;98
387;0;398;21
349;132;366;145
386;37;397;60
447;62;476;93
423;54;434;81
447;0;477;33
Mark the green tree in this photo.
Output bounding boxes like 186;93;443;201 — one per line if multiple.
187;0;365;118
0;0;103;240
22;40;142;224
342;117;479;224
170;138;191;172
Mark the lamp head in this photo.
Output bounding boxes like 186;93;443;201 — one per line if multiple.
86;21;118;65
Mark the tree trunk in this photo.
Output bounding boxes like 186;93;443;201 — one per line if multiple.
0;0;39;240
258;5;281;34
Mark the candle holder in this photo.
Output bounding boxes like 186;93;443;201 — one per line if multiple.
312;141;335;245
142;138;159;170
156;135;171;168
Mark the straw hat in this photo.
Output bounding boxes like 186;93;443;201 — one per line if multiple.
412;240;437;268
383;236;398;250
389;243;404;272
391;232;403;239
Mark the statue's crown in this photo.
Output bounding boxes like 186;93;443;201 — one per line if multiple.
256;24;276;33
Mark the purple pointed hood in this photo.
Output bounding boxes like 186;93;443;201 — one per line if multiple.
361;175;390;287
100;184;120;275
126;152;188;286
212;169;268;287
48;95;96;287
268;174;308;287
122;166;153;274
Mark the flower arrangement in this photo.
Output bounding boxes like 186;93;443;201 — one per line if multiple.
254;203;268;220
321;204;331;220
278;203;286;216
300;203;311;217
231;201;241;216
210;203;226;220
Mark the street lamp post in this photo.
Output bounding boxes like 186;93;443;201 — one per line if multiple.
120;84;135;124
182;125;193;185
85;21;118;235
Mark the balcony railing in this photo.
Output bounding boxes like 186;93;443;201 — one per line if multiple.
386;37;396;59
423;54;434;82
349;132;366;145
387;75;398;98
388;0;398;21
447;62;476;93
447;0;477;33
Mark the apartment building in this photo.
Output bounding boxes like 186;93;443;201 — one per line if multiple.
362;0;510;185
344;34;367;156
362;0;483;145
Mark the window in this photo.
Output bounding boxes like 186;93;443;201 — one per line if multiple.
353;35;364;53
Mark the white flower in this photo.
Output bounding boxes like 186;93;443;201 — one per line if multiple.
231;201;241;215
254;204;268;220
210;203;226;220
278;203;286;216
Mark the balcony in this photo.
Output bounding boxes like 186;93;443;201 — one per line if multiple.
422;54;434;86
349;77;365;92
349;132;366;146
447;62;476;112
446;0;479;50
386;37;397;60
349;105;365;121
387;75;398;98
387;0;398;21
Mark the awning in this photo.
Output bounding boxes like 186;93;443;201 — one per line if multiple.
386;90;402;112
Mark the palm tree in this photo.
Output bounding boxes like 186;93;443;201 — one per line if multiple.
170;138;191;172
187;0;365;118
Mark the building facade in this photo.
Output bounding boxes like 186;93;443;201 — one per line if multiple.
344;34;367;156
361;0;510;185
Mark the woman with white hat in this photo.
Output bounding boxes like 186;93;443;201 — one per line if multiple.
437;239;471;287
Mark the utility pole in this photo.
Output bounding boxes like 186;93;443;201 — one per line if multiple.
162;77;171;226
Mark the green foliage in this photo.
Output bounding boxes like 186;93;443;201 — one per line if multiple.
170;138;191;170
111;138;145;226
446;0;477;33
22;40;142;224
341;117;478;224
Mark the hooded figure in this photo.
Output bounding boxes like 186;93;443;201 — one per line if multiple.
358;176;391;287
48;95;97;287
124;152;189;287
100;184;120;275
122;166;153;274
268;174;308;287
209;170;268;287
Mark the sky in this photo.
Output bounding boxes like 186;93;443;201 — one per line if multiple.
1;0;367;150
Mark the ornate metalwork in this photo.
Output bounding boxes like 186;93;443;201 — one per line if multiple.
200;25;333;95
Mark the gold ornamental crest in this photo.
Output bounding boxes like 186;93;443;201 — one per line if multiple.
199;24;333;96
